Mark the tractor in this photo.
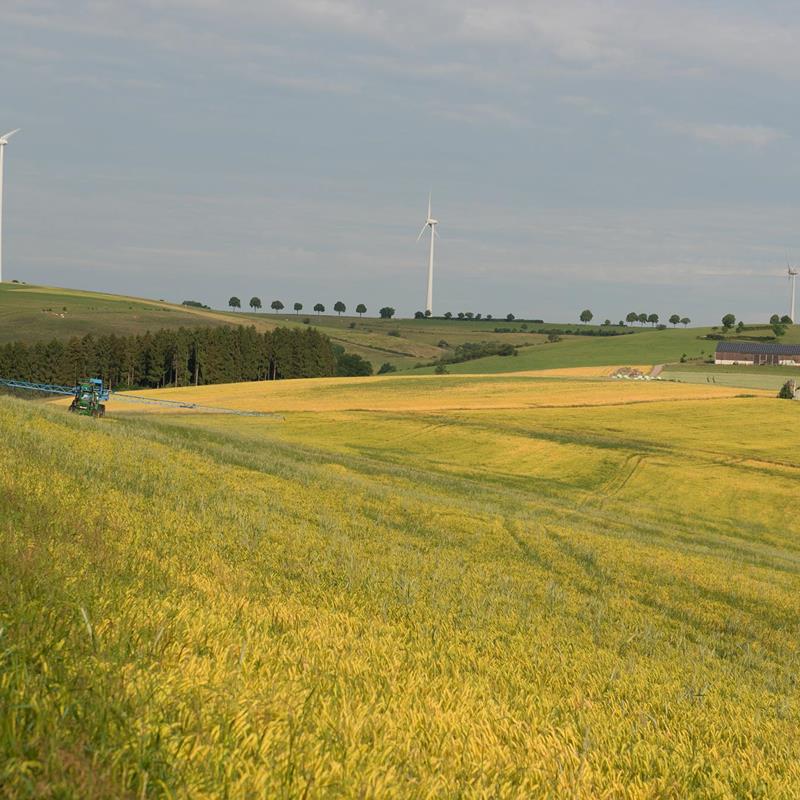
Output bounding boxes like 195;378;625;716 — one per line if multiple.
68;378;107;417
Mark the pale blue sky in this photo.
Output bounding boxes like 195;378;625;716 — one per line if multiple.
3;1;800;322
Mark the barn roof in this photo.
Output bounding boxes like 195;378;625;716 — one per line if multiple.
716;340;800;355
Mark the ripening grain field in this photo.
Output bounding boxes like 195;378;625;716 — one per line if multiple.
2;374;800;798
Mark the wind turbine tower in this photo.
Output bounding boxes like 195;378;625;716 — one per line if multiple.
0;129;20;284
789;264;798;322
417;194;438;315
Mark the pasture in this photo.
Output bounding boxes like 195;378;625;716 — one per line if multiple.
0;283;271;344
662;364;800;392
3;373;800;797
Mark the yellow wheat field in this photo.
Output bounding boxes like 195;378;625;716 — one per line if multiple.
3;374;799;798
75;372;767;415
504;364;653;378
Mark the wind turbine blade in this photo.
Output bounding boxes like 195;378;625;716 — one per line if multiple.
428;192;431;220
416;224;428;242
0;129;20;140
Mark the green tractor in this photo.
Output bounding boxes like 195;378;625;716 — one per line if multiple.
69;378;108;417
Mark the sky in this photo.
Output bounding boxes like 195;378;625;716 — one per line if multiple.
3;1;800;323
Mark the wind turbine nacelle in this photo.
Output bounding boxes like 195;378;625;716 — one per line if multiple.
427;218;438;225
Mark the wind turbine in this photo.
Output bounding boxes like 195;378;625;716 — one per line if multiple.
0;129;20;284
789;262;798;323
416;193;438;315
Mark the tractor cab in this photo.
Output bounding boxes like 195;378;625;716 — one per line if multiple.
69;377;108;417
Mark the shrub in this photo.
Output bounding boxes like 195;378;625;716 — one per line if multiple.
334;349;373;377
438;341;517;366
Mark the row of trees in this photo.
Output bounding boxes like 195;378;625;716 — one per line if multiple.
624;312;690;327
577;310;692;327
225;300;527;321
228;298;372;317
0;325;338;390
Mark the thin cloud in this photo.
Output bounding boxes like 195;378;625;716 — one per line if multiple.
668;122;787;148
11;1;800;82
559;95;609;116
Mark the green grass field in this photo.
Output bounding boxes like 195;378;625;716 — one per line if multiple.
411;327;800;375
662;363;800;392
411;328;800;374
3;374;800;796
0;283;279;343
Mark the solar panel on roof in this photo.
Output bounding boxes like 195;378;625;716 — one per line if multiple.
715;341;800;355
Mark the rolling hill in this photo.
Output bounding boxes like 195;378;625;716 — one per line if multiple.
0;282;281;342
3;282;799;378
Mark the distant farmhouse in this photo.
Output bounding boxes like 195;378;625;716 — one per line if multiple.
715;341;800;366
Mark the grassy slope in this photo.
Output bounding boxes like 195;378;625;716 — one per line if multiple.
0;282;283;343
3;376;800;796
412;325;800;374
408;328;708;373
0;284;545;368
241;312;552;369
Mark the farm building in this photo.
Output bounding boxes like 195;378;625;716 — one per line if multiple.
715;341;800;366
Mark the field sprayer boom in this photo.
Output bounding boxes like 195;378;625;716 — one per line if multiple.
0;376;109;417
0;375;283;418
